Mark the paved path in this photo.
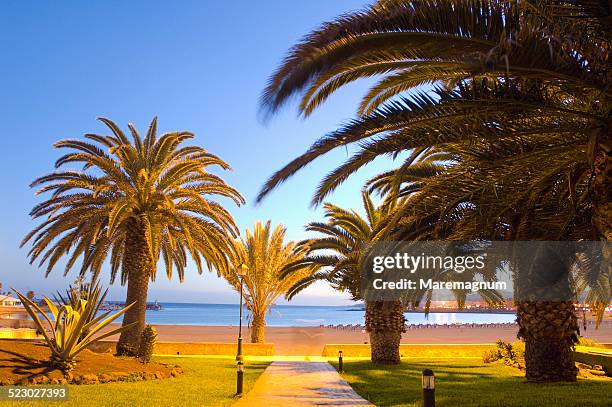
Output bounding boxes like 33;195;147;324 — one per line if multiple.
234;361;373;406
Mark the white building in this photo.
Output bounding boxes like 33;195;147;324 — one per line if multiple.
0;296;22;307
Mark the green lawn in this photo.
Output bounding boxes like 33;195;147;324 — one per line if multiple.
2;356;269;407
331;358;611;407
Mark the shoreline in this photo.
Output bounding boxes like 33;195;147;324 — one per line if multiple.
3;318;610;355
97;323;612;355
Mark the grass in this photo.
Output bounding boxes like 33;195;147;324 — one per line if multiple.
3;356;269;407
331;358;612;407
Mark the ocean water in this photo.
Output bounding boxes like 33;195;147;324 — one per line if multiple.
123;303;516;327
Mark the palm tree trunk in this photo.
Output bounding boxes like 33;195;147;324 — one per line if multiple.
250;313;266;343
591;129;611;241
591;130;611;296
365;300;405;364
517;300;578;382
116;219;153;356
513;241;581;382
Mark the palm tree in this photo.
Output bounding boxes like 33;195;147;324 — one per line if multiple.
258;0;609;234
258;0;612;240
374;140;608;382
292;191;504;364
220;221;316;343
258;0;609;381
290;192;406;364
22;117;244;355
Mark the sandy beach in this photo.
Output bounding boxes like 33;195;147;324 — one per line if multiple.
3;310;611;355
100;323;612;355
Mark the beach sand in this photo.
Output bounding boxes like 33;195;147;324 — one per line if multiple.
102;323;612;356
4;309;610;356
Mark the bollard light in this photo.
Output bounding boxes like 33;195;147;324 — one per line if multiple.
422;369;435;407
338;350;344;373
236;359;244;395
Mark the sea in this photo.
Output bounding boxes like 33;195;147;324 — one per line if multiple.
109;303;517;327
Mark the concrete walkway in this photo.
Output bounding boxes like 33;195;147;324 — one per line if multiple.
234;361;373;406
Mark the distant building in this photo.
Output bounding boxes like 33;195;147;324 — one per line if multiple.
418;299;515;311
465;300;514;310
0;296;22;307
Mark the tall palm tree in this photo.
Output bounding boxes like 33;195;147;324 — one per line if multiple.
258;0;609;235
23;117;244;355
258;0;610;381
289;192;406;364
292;191;504;364
375;140;609;382
220;221;316;343
258;3;611;233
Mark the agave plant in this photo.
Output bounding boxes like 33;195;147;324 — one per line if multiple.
13;288;134;372
53;277;104;340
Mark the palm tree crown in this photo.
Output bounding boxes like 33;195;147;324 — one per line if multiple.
289;192;392;300
257;0;610;237
221;220;316;342
23;117;244;354
24;117;244;281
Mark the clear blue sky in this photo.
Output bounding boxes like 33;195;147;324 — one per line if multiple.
0;0;396;305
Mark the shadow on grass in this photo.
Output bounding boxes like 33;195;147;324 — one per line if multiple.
332;359;612;407
0;347;56;381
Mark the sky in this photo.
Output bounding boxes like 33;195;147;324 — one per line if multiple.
0;0;398;305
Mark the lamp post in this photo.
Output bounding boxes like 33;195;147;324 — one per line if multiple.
422;369;435;407
236;263;248;396
338;350;344;372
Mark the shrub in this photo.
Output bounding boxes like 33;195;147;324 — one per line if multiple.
496;339;514;361
510;340;525;364
483;340;525;365
482;350;501;363
138;325;157;363
14;282;134;372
